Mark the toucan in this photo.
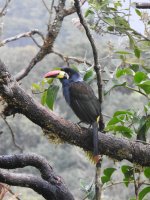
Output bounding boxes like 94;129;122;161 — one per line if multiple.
44;67;101;162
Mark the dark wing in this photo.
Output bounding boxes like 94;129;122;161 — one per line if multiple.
69;81;100;124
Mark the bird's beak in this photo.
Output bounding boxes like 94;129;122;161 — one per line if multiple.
44;70;67;79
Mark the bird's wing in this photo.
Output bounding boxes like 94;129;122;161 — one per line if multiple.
69;81;100;123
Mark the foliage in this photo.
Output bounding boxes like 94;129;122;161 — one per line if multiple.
33;0;150;199
1;0;150;199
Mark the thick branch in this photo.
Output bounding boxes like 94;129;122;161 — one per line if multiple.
136;3;150;9
0;61;150;167
0;153;74;200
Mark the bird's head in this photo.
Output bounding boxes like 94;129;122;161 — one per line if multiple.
44;67;82;82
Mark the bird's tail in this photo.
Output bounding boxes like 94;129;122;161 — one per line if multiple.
92;121;101;163
98;115;105;132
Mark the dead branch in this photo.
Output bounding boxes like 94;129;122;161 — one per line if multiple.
0;29;44;47
0;114;23;152
0;153;74;200
52;49;92;66
0;0;12;17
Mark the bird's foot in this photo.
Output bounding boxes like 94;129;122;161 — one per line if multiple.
93;155;102;164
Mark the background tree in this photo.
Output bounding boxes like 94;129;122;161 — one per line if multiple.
0;0;150;200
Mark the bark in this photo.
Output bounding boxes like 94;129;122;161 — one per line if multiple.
0;153;74;200
136;3;150;9
0;61;150;167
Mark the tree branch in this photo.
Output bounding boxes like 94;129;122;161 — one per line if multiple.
0;29;44;47
52;49;92;66
136;3;150;9
0;61;150;167
0;0;12;17
14;0;87;82
0;114;23;152
0;153;74;200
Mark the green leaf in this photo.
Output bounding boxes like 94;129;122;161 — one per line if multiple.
107;26;114;32
85;8;94;17
144;167;150;178
144;102;150;114
70;65;79;72
130;198;136;200
136;116;150;141
101;168;116;184
107;116;122;126
46;85;59;110
115;51;132;55
130;64;139;72
128;34;135;49
116;68;134;78
101;176;110;184
135;9;142;17
121;165;134;187
113;110;133;117
47;78;54;85
84;68;94;82
139;187;150;200
121;165;133;177
138;80;150;94
104;17;115;26
134;46;141;58
106;125;133;138
103;168;116;177
134;72;148;84
41;90;47;105
32;83;41;91
107;110;133;127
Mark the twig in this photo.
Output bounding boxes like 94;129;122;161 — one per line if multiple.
0;0;12;17
0;115;23;152
64;0;86;16
41;0;51;14
48;0;55;29
125;85;149;99
103;180;134;189
0;29;44;47
128;0;131;23
52;50;92;66
0;183;21;200
133;165;141;200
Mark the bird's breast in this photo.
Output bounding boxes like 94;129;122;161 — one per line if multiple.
62;83;71;105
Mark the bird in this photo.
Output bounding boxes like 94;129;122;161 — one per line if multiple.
44;67;101;163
